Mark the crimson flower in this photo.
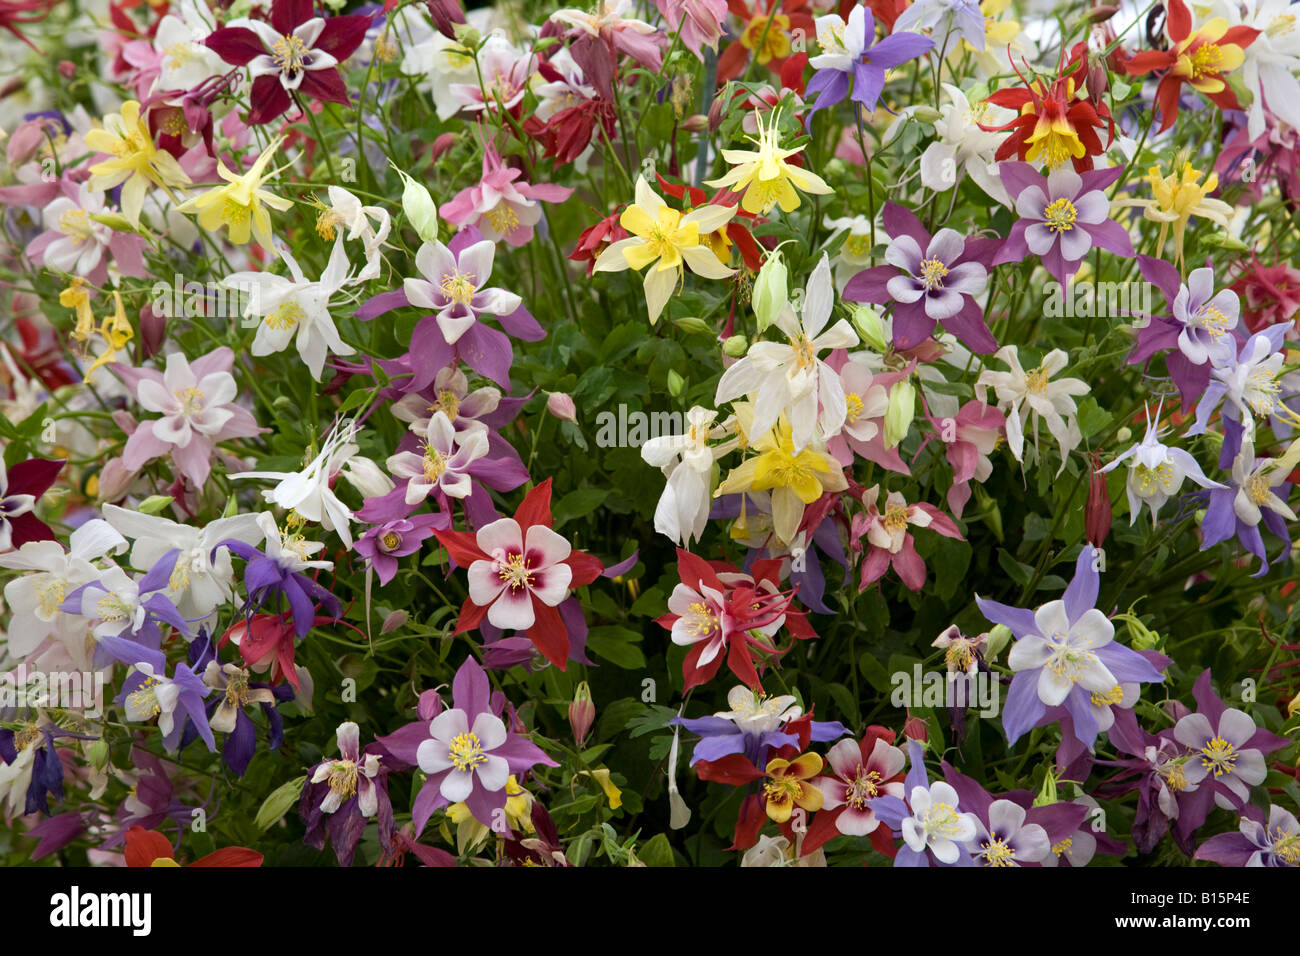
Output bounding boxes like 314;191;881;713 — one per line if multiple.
433;479;604;668
569;209;629;276
123;826;263;867
205;0;371;126
0;457;63;551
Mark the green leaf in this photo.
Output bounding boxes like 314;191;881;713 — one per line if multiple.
638;832;676;867
586;625;645;669
553;487;610;530
1076;397;1112;439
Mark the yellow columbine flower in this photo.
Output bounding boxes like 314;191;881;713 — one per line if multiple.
705;110;833;215
592;175;735;325
716;419;847;545
60;279;96;338
589;768;623;810
176;136;294;250
84;100;191;228
1112;159;1232;271
75;291;135;380
446;775;534;833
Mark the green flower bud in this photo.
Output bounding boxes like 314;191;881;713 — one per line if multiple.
984;624;1012;662
673;315;712;335
911;106;942;123
391;163;439;244
851;304;887;352
722;334;749;357
884;379;916;448
752;250;788;333
667;369;685;397
1034;765;1059;807
87;738;109;771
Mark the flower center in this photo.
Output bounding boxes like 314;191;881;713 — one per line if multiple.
327;759;358;797
918;257;949;290
1133;462;1175;496
1089;684;1125;707
918;800;964;841
791;334;817;370
381;531;402;550
14;724;41;752
266;300;305;331
224;670;251;709
431;389;460;422
1025;366;1051;394
96;594;132;623
845;767;882;810
762;773;803;803
58;208;95;242
1043;197;1078;233
981;836;1017;867
883;503;909;536
496;551;534;592
1156;754;1190;791
448;731;487;772
1244;471;1271;506
1051;837;1073;858
844;234;871;257
175;385;204;417
1199;735;1238;777
439;269;477;307
1042;629;1099;685
1272;829;1300;864
684;599;720;639
1192;304;1233;338
1187;42;1223;80
35;579;66;618
485;204;520;235
845;392;864;424
421;445;447;483
271;33;310;77
127;677;161;719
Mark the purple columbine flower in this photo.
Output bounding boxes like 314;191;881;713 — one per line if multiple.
892;0;986;51
116;647;216;755
1038;797;1128;867
353;513;445;586
804;5;934;126
403;235;522;345
994;162;1134;287
1189;325;1292;449
1128;255;1243;408
1197;439;1294;577
219;533;343;639
0;720;95;815
300;720;394;868
670;685;848;766
845;202;1000;353
375;656;556;834
869;740;979;866
1195;804;1300;867
1172;668;1288;814
386;412;489;506
66;549;191;666
976;546;1165;749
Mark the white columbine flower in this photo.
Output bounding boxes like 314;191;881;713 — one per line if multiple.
1101;407;1223;526
977;345;1089;474
318;186;392;281
900;781;979;864
640;406;737;546
714;254;859;452
1200;0;1300;140
919;83;1013;206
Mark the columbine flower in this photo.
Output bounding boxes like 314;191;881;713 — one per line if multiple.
993;161;1134;287
804;4;934;123
716;253;858;452
715;418;849;546
965;798;1051;867
982;44;1116;172
844;202;998;353
83;100;191;228
311;721;381;816
852;485;963;591
434;479;604;668
314;185;391;281
1209;0;1300;141
1191;326;1294;442
1123;0;1258;133
113;346;263;489
386;412;488;506
673;685;809;765
976;547;1165;749
761;751;824;823
592;175;735;325
102;504;266;620
175;137;293;250
0;457;61;551
300;720;394;867
220;514;343;638
870;742;979;866
893;0;987;51
976;345;1089;473
403;237;522;346
804;728;906;854
440;142;573;247
1198;439;1295;576
655;0;727;58
30;178;146;284
641;406;737;546
72;555;191;660
224;236;356;381
199;648;290;777
1112;160;1233;271
918;83;1012;203
1196;804;1300;868
205;0;371;125
704;109;833;215
918;398;1005;517
1173;669;1287;811
714;0;812;83
354;515;443;586
1100;406;1223;527
119;657;214;754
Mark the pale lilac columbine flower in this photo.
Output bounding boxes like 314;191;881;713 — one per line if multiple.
843;203;998;353
1172;669;1287;811
311;721;382;816
1198;438;1295;576
852;486;962;592
671;686;802;766
993;162;1134;287
975;345;1089;474
804;5;934;124
440;142;573;246
390;366;503;441
113;347;263;488
1100;405;1223;527
549;0;665;72
409;656;556;827
403;238;521;346
1191;325;1291;442
467;516;573;631
354;514;444;586
654;0;726;58
714;254;858;452
28;178;145;285
965;799;1051;866
870;741;979;866
445;35;533;114
893;0;987;51
72;555;191;658
977;547;1165;749
386;412;488;506
1196;804;1300;868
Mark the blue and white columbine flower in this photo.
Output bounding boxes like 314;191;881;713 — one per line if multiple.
1100;405;1223;526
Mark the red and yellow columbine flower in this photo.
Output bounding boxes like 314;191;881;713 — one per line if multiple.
1124;0;1259;132
716;0;815;83
983;41;1115;171
762;751;824;823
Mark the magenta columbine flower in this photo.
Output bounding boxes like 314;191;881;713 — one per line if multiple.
403;237;523;346
994;161;1134;286
385;412;489;506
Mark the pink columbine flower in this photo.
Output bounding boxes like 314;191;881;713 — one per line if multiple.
654;0;727;59
466;517;574;631
113;346;263;488
808;729;906;848
310;720;382;816
918;398;1006;518
385;412;488;505
446;36;534;114
403;237;521;345
27;177;146;285
852;486;963;591
440;144;574;247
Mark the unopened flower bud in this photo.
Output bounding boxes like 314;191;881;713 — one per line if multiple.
1115;426;1132;443
546;391;577;422
1034;766;1059;806
391;164;439;244
138;303;166;359
884;379;916;448
911;106;942;123
666;369;685;397
851;304;887;352
1085;455;1112;548
752;250;788;333
86;738;109;771
58;60;77;80
1088;3;1119;22
680;114;708;133
427;0;467;39
984;623;1012;662
430;132;458;161
708;97;725;132
903;711;929;744
380;609;408;634
673;315;712;335
722;334;749;357
569;681;596;748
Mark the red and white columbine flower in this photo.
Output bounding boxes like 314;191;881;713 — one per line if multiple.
853;486;963;592
804;726;907;855
433;479;604;668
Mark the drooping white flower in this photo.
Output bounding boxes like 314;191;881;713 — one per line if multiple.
318;186;391;282
976;345;1089;474
1100;406;1223;526
640;406;737;546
